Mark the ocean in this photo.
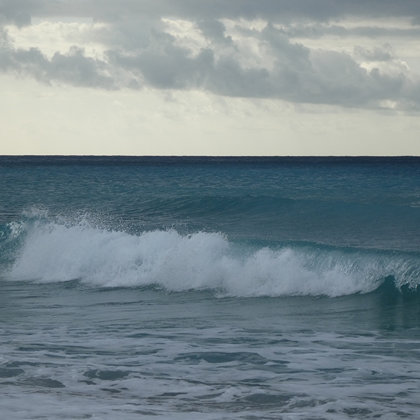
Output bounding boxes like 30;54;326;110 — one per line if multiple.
0;156;419;419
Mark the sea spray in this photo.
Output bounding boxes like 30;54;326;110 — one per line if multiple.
6;217;420;297
2;157;420;419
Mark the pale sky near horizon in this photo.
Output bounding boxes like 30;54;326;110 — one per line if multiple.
1;0;420;155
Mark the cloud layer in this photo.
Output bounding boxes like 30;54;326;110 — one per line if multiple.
1;0;420;110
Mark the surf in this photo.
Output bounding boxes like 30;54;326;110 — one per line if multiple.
1;213;419;298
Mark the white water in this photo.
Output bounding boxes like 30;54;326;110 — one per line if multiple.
7;219;417;297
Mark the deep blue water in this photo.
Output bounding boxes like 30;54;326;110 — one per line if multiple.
0;156;420;419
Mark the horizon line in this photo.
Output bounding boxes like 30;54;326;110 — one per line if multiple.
1;154;419;158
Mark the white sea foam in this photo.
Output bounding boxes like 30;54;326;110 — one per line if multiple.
7;219;417;297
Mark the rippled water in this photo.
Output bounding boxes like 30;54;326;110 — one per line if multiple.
2;279;420;419
1;157;420;419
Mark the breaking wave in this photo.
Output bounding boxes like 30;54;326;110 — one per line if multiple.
1;214;420;297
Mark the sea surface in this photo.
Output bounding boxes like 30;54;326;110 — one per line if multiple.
0;156;420;419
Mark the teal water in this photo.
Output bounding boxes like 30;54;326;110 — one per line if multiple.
0;156;420;419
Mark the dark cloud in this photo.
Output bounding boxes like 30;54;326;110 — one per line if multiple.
197;19;231;44
0;26;8;45
277;23;420;40
0;43;114;88
0;0;419;110
104;24;413;108
2;0;420;23
0;0;36;26
354;45;393;62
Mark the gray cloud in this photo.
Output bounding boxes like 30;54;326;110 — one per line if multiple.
0;0;419;110
277;23;420;40
0;42;114;88
0;0;38;26
354;45;393;62
2;0;420;24
104;24;413;108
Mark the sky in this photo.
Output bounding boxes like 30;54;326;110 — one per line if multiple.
1;0;420;155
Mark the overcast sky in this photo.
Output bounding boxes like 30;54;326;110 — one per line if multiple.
1;0;420;155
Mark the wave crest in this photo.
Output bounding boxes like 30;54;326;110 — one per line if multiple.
5;218;420;297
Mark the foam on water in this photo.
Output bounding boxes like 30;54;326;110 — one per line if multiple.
1;158;420;419
5;216;420;297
